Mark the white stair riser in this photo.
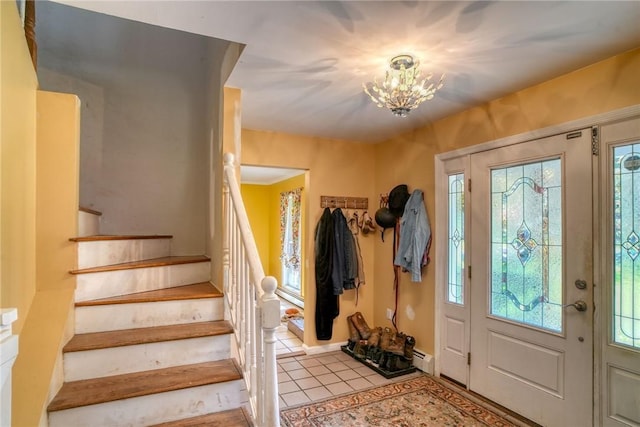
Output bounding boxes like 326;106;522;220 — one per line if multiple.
75;262;210;302
48;380;247;427
64;335;232;381
77;239;172;269
78;211;100;237
75;299;223;333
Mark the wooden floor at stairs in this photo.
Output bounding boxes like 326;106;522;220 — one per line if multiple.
75;282;221;306
48;359;242;411
69;255;210;274
48;233;251;426
63;321;233;352
150;408;253;427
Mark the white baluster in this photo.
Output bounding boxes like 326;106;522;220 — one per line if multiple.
222;152;280;426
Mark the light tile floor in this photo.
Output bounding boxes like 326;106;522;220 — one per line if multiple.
274;299;535;426
274;298;421;409
276;298;304;357
277;350;421;409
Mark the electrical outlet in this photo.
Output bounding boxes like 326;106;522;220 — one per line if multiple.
386;308;394;320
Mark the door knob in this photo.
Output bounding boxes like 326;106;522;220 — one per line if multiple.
563;300;587;312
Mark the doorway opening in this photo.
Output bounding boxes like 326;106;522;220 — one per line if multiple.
240;164;308;344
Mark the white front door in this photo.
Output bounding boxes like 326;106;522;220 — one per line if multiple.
468;130;593;426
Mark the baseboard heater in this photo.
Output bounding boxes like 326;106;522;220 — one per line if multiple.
411;349;434;375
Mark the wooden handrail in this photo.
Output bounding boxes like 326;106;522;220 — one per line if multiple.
24;0;37;70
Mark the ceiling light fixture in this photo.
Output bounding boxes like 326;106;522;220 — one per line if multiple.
363;54;445;117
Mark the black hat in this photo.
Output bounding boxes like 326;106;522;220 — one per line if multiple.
388;185;410;218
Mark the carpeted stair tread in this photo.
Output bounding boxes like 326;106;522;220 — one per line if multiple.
69;234;172;242
64;321;233;352
149;408;253;427
76;282;222;307
48;359;242;412
69;255;210;274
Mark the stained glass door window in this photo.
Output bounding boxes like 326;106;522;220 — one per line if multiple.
490;159;563;332
613;143;640;349
448;173;465;304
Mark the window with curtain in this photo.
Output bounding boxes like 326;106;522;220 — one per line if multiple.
280;188;302;294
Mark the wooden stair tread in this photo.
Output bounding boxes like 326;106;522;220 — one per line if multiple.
150;408;253;427
79;206;102;216
47;359;242;412
70;255;209;274
70;234;172;242
76;282;222;307
64;321;233;352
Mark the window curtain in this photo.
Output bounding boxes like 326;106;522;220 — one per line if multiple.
280;188;302;272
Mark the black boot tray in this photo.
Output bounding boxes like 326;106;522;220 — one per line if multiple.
341;345;417;379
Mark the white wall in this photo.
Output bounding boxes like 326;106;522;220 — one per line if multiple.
37;3;232;255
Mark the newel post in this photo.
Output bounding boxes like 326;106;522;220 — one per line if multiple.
260;276;280;427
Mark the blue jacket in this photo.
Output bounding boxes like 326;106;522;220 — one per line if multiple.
394;189;431;282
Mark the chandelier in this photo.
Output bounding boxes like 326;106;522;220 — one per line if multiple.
363;54;445;117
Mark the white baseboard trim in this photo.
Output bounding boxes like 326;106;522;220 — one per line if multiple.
302;341;348;355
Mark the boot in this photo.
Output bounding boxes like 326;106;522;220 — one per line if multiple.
351;312;372;339
369;346;383;364
380;327;394;351
347;315;361;343
386;332;406;356
395;355;412;370
404;335;416;359
368;327;382;347
382;352;399;371
353;339;368;359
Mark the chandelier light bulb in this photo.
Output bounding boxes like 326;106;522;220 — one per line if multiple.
363;54;445;117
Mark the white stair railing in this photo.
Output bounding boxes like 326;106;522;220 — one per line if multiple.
222;153;280;427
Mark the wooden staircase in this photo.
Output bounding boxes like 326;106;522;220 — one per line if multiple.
48;212;252;426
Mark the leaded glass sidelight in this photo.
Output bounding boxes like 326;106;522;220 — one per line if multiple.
490;159;562;332
448;174;465;304
613;144;640;349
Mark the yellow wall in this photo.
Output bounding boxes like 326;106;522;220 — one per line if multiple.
241;184;271;273
1;0;38;333
1;6;81;424
12;91;80;426
242;48;640;356
373;48;640;355
242;131;377;347
241;174;306;297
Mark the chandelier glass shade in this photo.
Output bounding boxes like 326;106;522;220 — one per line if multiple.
363;54;445;117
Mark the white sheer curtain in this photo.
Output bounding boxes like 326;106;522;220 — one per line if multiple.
280;188;302;293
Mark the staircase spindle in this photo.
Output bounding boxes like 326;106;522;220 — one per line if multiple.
222;153;280;427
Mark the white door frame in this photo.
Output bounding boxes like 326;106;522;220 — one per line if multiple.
435;104;640;425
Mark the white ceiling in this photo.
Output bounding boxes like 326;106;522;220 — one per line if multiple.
45;1;640;143
241;165;306;185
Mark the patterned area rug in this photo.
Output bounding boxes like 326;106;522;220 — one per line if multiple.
280;374;518;427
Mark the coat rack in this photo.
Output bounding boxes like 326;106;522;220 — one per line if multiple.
321;196;368;210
